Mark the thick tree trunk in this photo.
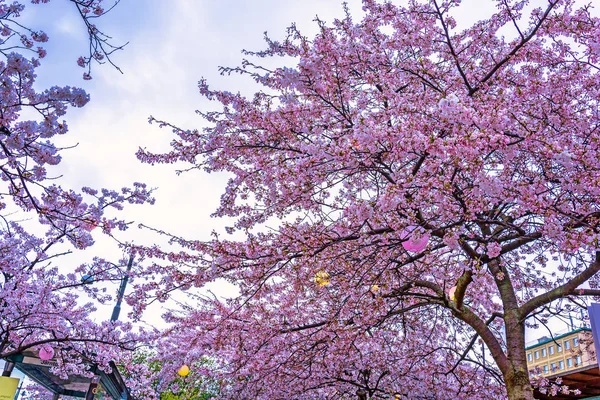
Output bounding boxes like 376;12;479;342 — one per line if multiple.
504;310;534;400
506;368;534;400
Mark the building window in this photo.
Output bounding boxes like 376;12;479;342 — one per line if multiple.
576;355;582;365
527;353;532;362
551;363;557;372
567;358;573;368
557;343;562;352
541;348;547;357
543;365;549;374
549;345;554;355
559;360;564;370
573;337;578;347
565;340;571;350
535;350;540;359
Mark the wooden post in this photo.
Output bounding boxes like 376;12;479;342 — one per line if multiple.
2;361;14;377
85;376;100;400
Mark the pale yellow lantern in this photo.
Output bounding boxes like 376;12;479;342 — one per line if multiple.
177;364;190;377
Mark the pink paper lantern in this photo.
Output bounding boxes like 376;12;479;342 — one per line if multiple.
400;226;430;253
448;286;457;301
39;345;54;361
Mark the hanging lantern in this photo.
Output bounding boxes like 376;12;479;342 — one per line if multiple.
448;286;457;302
177;364;190;377
82;218;98;231
39;345;54;361
314;271;331;287
400;226;430;253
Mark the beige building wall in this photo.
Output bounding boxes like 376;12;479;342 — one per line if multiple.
526;328;595;377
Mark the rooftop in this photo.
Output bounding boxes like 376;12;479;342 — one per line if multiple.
526;327;591;351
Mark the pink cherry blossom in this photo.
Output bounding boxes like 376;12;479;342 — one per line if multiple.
487;242;502;258
136;1;600;399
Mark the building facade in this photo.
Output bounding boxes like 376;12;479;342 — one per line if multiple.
526;327;596;377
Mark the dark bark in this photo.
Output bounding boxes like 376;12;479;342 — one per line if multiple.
504;309;534;400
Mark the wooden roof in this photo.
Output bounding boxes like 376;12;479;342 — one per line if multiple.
534;364;600;399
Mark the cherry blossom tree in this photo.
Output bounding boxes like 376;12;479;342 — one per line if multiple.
0;0;154;380
139;0;600;398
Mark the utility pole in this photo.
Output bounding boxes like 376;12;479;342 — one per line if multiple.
86;255;134;400
110;255;134;400
110;255;134;322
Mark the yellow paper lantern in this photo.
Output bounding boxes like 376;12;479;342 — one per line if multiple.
314;271;331;287
177;365;190;377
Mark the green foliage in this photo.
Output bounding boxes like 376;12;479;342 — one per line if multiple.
130;349;218;399
160;388;213;400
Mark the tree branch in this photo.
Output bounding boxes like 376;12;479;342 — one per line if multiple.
432;0;473;93
449;311;504;374
453;270;473;310
453;306;510;376
520;253;600;318
469;0;558;95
